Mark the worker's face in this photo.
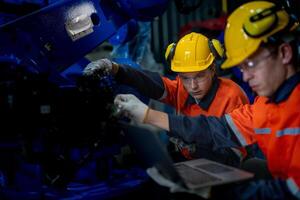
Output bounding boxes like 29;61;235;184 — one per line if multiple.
239;47;286;97
179;68;214;99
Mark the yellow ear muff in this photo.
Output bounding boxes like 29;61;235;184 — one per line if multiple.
243;6;279;38
208;39;224;62
165;42;177;64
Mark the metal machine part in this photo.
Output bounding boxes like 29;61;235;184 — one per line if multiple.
0;0;170;199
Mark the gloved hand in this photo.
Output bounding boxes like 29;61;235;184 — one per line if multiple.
83;58;118;78
114;94;149;123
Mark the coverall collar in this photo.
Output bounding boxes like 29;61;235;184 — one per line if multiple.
185;76;220;110
269;72;300;103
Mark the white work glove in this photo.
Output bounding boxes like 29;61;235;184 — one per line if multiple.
83;58;118;78
114;94;149;123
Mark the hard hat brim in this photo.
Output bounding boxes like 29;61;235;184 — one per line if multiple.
172;63;211;72
221;58;239;69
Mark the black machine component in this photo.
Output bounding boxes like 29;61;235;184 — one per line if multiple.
0;59;123;188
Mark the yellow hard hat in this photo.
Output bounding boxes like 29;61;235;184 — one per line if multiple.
165;32;224;72
221;1;290;69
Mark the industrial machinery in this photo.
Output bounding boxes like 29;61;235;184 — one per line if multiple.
1;0;299;199
0;0;168;199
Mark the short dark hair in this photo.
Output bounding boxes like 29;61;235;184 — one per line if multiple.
261;39;299;68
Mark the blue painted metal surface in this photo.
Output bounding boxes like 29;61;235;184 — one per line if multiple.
0;0;169;74
108;19;139;45
0;0;130;74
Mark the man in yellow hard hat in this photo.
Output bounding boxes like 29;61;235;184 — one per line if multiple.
84;32;249;166
114;1;300;199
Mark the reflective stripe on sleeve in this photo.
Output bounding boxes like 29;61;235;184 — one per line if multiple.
254;128;271;134
287;178;300;199
277;128;300;137
225;114;247;146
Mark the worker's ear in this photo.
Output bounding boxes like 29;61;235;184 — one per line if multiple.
279;43;293;65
